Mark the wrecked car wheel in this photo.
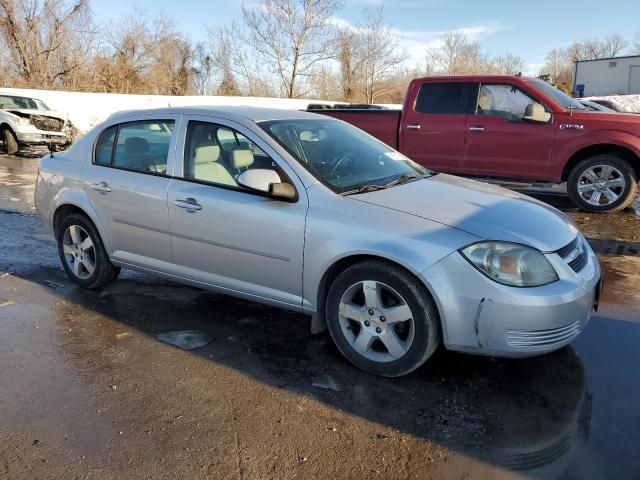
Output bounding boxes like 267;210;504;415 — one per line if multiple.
1;127;19;155
57;213;120;289
326;261;440;377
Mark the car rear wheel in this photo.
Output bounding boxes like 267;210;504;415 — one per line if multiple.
57;213;120;289
325;261;440;377
567;154;638;212
1;127;19;155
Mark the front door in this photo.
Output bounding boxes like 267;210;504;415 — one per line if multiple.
83;116;180;267
167;116;308;308
463;83;556;179
400;81;477;173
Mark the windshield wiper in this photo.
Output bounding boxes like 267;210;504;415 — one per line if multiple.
341;173;425;196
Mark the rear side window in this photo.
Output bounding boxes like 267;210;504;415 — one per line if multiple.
93;120;174;175
414;82;476;114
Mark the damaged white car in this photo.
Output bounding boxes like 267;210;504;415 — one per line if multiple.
0;93;69;155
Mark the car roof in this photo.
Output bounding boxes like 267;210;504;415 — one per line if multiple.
111;105;329;124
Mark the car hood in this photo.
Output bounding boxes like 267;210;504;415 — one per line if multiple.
352;174;578;252
4;108;66;121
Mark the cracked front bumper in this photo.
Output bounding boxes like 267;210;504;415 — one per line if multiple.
421;240;601;357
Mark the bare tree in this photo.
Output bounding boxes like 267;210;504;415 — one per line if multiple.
426;30;489;75
242;0;342;98
493;52;525;75
0;0;92;88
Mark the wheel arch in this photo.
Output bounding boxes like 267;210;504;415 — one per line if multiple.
51;198;113;255
562;143;640;182
311;253;440;334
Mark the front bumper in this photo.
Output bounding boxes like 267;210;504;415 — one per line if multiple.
16;131;68;146
421;237;601;357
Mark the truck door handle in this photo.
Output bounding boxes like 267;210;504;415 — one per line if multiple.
469;126;485;132
406;124;421;130
174;198;202;211
90;181;112;193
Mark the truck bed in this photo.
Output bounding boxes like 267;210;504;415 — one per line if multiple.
312;109;401;149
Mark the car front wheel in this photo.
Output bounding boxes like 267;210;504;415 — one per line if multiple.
1;127;19;155
325;261;440;377
567;154;638;212
57;213;120;289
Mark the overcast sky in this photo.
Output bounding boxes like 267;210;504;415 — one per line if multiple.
91;0;640;75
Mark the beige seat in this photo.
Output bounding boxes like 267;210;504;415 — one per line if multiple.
192;143;236;186
477;87;493;113
231;149;254;172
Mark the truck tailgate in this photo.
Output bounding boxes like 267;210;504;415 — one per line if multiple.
312;110;401;149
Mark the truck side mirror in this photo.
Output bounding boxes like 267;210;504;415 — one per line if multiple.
524;103;551;123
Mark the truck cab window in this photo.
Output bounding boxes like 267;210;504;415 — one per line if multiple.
414;83;476;114
477;84;538;121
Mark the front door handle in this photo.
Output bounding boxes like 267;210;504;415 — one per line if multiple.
469;126;485;132
174;198;202;212
406;124;421;130
90;181;112;193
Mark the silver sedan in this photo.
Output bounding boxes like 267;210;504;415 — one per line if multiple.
34;107;602;376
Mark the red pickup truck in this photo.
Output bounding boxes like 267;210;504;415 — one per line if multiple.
317;75;640;212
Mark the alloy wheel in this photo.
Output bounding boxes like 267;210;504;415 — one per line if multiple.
338;280;415;363
62;225;96;280
577;164;626;206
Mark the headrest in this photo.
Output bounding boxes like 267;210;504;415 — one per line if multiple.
124;137;149;155
193;143;220;165
232;149;254;169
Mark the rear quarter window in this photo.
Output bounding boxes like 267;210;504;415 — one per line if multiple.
414;82;477;114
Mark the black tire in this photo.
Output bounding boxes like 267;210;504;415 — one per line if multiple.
56;213;120;289
325;260;440;377
2;127;19;155
567;154;638;212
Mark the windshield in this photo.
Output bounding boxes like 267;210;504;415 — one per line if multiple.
526;79;585;110
0;95;50;110
260;119;430;194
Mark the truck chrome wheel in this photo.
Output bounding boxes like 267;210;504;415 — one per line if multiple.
577;165;625;206
338;280;415;363
62;225;96;280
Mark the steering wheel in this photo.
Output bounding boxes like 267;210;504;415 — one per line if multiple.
329;152;354;177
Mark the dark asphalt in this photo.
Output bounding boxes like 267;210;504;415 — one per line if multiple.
0;154;638;479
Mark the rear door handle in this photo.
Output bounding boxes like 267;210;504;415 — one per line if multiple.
174;198;202;211
406;124;421;130
90;181;112;193
469;126;485;132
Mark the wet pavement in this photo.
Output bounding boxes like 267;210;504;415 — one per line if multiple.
0;154;638;479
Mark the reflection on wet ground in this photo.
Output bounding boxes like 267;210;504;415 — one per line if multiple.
0;155;639;479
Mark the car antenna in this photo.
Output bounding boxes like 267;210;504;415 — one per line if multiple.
47;137;55;158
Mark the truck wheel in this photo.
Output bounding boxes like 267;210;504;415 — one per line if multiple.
567;154;638;212
57;213;120;289
325;260;440;377
2;127;19;155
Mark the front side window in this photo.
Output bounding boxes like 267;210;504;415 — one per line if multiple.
477;84;539;121
184;121;278;188
94;120;174;174
414;82;476;114
260;119;431;194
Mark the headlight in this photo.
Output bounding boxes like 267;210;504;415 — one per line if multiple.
460;242;558;287
15;116;31;126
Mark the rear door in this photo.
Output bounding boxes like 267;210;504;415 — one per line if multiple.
463;83;556;179
400;81;477;173
166;115;308;308
83;115;180;267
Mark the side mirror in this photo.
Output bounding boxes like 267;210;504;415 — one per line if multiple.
237;169;297;201
524;102;551;123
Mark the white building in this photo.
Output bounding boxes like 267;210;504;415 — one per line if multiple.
573;55;640;97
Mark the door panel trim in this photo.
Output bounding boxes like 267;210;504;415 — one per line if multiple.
113;217;171;235
171;230;291;261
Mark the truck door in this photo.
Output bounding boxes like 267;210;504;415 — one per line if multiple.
400;81;477;173
463;83;556;179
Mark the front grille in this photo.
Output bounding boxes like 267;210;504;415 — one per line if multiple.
556;236;587;273
30;115;64;132
505;320;582;347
